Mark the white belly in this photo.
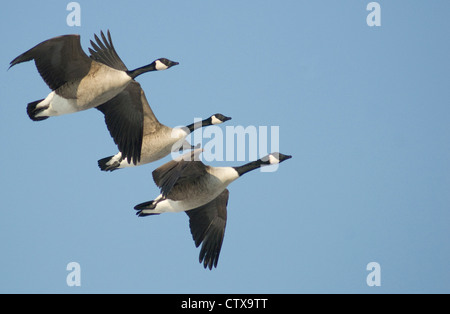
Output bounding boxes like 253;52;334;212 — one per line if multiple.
140;198;188;215
36;91;78;117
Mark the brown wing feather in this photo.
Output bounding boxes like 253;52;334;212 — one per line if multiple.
186;189;229;269
88;30;128;72
152;149;206;197
10;34;92;90
96;81;149;164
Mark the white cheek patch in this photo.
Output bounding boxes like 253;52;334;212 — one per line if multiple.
211;115;223;125
155;60;168;71
268;154;280;165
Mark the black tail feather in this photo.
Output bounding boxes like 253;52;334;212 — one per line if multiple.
98;156;120;172
136;211;160;217
134;200;159;217
27;99;48;121
134;200;156;211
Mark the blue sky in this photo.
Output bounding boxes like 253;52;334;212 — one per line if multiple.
0;1;449;293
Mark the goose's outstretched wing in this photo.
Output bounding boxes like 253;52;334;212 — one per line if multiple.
97;81;161;165
186;189;229;270
88;30;128;71
10;35;92;90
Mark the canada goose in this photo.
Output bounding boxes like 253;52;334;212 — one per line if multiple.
97;103;231;171
134;149;292;269
9;31;178;122
88;32;231;168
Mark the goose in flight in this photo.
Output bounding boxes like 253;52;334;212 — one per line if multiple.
9;31;178;124
134;149;292;269
89;31;231;168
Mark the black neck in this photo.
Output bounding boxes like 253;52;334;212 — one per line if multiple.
126;63;156;79
185;117;212;133
233;160;265;177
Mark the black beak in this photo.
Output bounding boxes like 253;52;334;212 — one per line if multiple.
169;61;179;68
278;153;292;162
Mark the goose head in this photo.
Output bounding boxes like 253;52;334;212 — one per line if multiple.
261;152;292;165
153;58;179;71
209;113;232;125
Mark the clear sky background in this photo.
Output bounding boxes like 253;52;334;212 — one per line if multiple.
0;1;449;294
